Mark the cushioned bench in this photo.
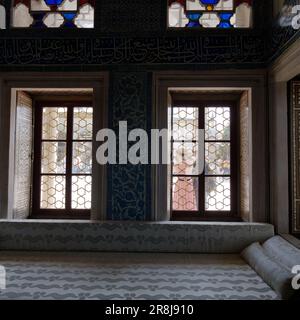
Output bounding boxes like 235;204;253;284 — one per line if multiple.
0;220;281;300
0;220;274;253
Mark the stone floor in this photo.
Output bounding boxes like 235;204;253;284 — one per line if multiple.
0;252;278;300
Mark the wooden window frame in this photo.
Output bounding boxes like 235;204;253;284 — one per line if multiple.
152;71;267;223
31;100;93;220
170;96;240;221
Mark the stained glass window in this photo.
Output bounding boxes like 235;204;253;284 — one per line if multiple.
12;0;94;28
0;0;5;29
168;0;253;28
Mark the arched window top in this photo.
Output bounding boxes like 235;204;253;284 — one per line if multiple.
12;0;95;28
0;0;5;29
168;0;253;28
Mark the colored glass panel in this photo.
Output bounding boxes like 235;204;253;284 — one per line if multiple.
12;0;94;28
168;0;252;28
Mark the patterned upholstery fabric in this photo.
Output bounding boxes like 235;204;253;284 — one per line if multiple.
241;241;297;300
0;221;274;253
0;252;277;300
263;236;300;271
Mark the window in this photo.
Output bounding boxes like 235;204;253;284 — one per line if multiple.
170;97;238;220
168;0;252;28
0;1;5;29
12;0;94;28
32;102;93;218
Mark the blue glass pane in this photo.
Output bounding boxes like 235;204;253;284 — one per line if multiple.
219;13;233;20
187;13;202;20
186;13;201;27
200;0;220;5
62;13;76;21
218;22;232;28
187;21;201;27
44;0;64;5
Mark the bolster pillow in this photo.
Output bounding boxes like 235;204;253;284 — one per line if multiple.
241;242;295;300
262;236;300;271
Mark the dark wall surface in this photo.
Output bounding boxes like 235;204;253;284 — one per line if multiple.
107;72;152;220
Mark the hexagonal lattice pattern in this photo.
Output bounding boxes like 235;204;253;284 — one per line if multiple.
39;104;93;211
171;103;233;214
172;107;199;141
72;176;92;209
173;142;197;175
205;177;230;211
72;142;92;174
40;175;65;209
172;177;198;211
73;107;93;140
42;107;67;140
42;142;66;174
205;107;230;141
205;142;230;175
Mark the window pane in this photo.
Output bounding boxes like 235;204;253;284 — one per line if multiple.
58;0;78;11
73;107;93;140
31;0;51;11
205;142;230;175
168;2;188;27
40;175;65;209
172;176;198;211
205;107;230;141
12;3;33;27
42;107;67;140
200;13;220;28
43;13;65;28
74;3;94;28
173;141;197;175
172;107;199;140
205;177;230;211
72;142;92;174
72;176;92;209
41;142;66;174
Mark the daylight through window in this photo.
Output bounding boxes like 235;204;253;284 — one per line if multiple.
32;103;93;218
168;0;253;28
170;97;238;220
12;0;94;28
